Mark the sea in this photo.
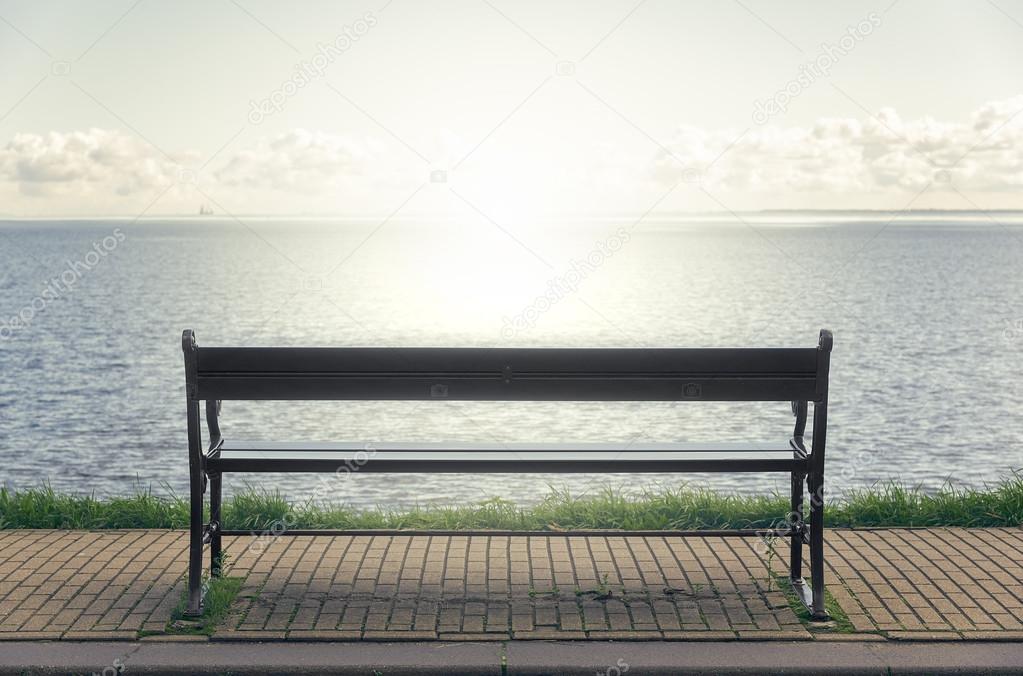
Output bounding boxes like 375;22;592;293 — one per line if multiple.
1;212;1021;509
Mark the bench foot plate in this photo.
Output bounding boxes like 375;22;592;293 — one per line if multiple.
182;583;207;618
790;577;829;621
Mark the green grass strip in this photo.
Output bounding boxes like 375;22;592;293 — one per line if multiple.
2;472;1022;531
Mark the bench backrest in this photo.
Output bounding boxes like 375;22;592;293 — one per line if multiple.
182;330;832;403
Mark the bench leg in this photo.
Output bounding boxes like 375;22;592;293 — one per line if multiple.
807;472;828;620
210;472;222;578
185;469;205;616
789;471;804;581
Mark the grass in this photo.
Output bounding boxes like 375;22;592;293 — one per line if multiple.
576;574;613;600
166;574;243;636
2;472;1023;531
771;571;857;633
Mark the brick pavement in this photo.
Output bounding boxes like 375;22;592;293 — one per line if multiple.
0;528;1021;641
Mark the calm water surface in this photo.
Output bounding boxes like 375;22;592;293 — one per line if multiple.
1;214;1021;508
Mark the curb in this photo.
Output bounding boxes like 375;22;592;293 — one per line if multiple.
3;640;1023;675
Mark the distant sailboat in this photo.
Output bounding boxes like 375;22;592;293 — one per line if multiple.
198;203;214;216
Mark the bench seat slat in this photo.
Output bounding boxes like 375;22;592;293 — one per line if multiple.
217;440;797;452
194;346;820;401
208;440;806;473
196;376;817;401
198;347;817;374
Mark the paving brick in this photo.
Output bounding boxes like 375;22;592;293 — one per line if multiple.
962;630;1023;641
812;633;887;641
886;630;963;641
587;630;663;640
1;528;1022;643
0;631;64;640
513;629;587;640
439;632;506;641
138;634;209;642
661;630;737;640
737;629;812;640
62;630;138;641
361;630;438;641
211;630;287;641
286;630;361;641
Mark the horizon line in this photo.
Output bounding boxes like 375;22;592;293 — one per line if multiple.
3;207;1023;221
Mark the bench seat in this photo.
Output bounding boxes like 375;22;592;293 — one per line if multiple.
209;440;806;473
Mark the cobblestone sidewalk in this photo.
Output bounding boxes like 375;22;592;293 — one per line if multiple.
1;528;1021;641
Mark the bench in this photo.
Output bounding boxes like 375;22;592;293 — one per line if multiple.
181;329;833;619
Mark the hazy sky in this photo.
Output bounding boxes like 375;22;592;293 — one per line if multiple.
1;0;1022;217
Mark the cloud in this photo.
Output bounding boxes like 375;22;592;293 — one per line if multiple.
652;95;1023;195
1;95;1021;215
213;129;383;193
0;129;193;198
0;127;393;213
0;128;382;196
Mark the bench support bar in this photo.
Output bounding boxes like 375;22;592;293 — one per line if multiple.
218;528;804;538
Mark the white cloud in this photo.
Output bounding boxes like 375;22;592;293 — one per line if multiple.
0;129;193;198
0;128;396;215
652;95;1023;196
213;129;382;192
1;95;1022;215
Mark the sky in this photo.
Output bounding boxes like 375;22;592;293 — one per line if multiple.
1;0;1022;218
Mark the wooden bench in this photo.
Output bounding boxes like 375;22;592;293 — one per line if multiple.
181;329;833;619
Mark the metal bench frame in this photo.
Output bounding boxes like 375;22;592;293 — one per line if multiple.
181;329;833;619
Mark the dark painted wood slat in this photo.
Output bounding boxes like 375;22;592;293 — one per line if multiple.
196;375;816;401
209;456;805;473
216;440;795;453
197;346;818;375
208;441;808;473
